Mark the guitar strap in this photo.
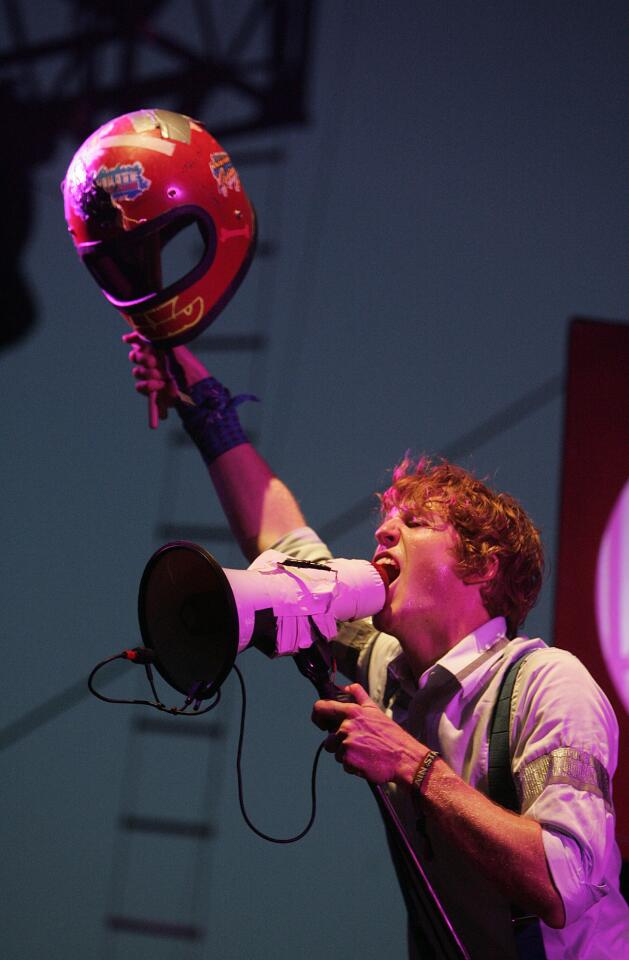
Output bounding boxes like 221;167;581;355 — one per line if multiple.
488;654;547;960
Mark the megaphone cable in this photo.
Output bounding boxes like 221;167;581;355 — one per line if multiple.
87;649;326;843
87;647;222;716
232;664;326;844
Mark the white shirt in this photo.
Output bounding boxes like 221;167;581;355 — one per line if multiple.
274;527;629;960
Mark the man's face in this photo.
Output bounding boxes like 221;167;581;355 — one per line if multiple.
371;504;480;664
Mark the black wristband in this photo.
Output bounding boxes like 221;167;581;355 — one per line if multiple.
411;750;440;795
176;376;259;467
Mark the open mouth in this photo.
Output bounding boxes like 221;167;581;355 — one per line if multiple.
373;556;401;587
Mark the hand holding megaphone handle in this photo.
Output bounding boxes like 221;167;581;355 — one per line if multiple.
293;643;354;703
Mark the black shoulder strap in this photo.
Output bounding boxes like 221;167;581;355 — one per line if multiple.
487;655;528;812
488;655;549;958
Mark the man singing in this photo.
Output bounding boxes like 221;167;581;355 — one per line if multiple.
125;333;628;959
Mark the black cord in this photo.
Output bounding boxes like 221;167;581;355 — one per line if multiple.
144;662;161;703
88;651;324;842
87;652;221;716
88;653;158;709
177;689;221;716
233;663;325;844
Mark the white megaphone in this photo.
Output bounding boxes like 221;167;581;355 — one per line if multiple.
138;541;387;701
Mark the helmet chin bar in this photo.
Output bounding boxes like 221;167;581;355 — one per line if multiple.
137;542;387;701
81;207;216;307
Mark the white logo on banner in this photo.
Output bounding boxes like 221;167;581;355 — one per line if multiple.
596;480;629;716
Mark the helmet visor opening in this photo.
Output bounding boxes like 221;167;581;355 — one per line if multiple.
83;213;212;305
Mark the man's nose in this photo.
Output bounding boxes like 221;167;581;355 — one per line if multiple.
375;517;401;547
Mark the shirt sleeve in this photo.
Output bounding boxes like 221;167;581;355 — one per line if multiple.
271;526;380;681
509;648;619;927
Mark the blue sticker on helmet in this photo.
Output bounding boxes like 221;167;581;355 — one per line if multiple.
95;162;151;201
209;152;241;197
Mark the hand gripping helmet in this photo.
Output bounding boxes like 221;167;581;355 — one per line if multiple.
62;109;256;346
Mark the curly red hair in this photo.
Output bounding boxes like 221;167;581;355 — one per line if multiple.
379;457;544;637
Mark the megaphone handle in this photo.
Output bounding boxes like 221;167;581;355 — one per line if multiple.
319;678;354;703
292;645;354;703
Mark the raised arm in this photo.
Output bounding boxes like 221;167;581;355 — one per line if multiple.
124;333;305;561
208;445;306;561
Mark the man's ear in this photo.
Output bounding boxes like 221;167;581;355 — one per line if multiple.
464;554;499;586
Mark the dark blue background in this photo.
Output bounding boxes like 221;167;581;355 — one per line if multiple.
2;3;627;958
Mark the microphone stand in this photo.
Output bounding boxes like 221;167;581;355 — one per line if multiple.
293;645;470;960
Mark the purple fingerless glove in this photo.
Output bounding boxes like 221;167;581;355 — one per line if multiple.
176;376;259;467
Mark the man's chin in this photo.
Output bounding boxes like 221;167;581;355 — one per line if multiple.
373;608;391;633
373;607;405;642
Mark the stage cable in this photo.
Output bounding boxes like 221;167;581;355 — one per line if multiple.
88;649;326;844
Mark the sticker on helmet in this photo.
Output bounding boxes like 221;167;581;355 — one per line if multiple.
209;152;241;197
130;109;192;144
132;294;205;340
95;162;151;202
99;134;176;156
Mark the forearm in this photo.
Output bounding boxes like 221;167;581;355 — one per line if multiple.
314;685;565;929
126;338;308;562
209;444;306;562
166;344;306;561
401;756;565;928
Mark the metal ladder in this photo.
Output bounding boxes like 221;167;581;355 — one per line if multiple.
101;157;280;959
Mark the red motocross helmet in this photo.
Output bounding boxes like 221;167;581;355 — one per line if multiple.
63;109;256;346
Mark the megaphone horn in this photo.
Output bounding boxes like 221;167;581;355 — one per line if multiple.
138;542;387;701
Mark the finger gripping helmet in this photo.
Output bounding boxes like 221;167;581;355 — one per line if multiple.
63;109;256;346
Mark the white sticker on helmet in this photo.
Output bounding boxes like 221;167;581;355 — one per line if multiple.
99;134;176;156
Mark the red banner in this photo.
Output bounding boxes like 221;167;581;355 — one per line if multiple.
554;318;629;857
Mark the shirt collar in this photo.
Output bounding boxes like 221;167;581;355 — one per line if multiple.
387;616;509;700
417;616;509;694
